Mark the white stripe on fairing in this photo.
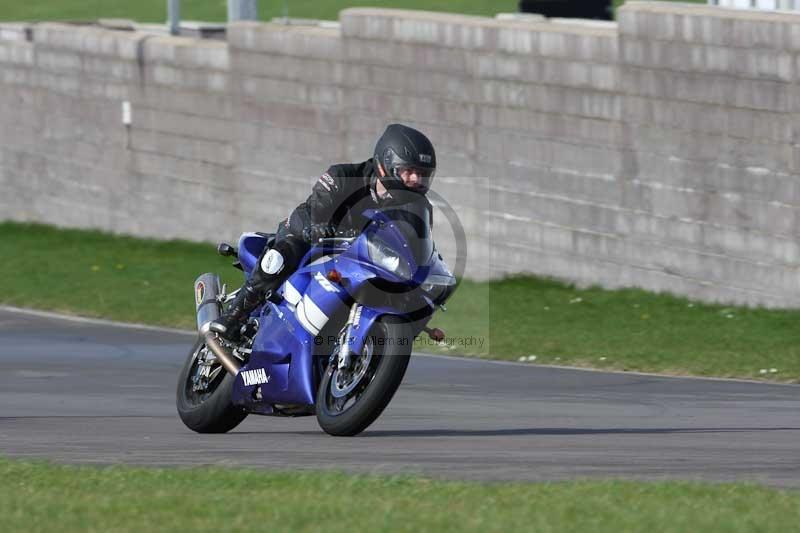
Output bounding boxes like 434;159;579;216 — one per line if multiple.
302;294;329;331
283;282;302;306
295;300;320;335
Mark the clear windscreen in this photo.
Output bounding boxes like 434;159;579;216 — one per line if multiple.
377;201;434;268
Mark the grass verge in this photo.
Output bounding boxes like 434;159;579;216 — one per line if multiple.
2;457;799;533
1;0;516;23
2;221;799;382
0;0;706;23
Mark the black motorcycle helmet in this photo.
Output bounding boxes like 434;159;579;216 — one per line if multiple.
373;124;436;196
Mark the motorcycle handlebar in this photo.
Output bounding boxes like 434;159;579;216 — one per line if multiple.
302;225;360;244
315;235;358;245
304;228;359;244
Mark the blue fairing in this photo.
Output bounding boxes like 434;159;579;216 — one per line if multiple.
229;206;453;411
237;233;271;276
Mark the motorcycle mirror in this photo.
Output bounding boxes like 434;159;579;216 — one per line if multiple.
217;243;237;257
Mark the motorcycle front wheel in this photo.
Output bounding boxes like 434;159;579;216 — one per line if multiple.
315;317;412;436
176;337;248;433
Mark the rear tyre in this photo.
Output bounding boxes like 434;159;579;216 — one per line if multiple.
316;317;412;436
176;338;248;433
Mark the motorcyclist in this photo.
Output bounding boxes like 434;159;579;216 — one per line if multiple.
209;123;437;341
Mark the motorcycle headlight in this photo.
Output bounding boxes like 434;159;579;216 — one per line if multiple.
367;236;412;279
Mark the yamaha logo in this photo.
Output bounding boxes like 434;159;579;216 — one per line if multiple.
241;368;270;387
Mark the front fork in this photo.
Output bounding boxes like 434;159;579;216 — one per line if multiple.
337;303;362;370
335;302;446;371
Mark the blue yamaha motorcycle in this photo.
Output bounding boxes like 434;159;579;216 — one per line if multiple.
176;202;456;436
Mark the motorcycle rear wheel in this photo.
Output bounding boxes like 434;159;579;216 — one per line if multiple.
176;337;248;433
315;317;412;436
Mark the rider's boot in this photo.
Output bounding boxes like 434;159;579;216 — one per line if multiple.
208;279;264;341
208;247;288;341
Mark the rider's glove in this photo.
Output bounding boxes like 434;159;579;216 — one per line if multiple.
302;224;336;243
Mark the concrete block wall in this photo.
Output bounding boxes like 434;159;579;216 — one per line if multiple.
2;2;800;307
0;24;135;232
129;35;235;241
617;2;800;306
0;24;235;241
227;23;348;232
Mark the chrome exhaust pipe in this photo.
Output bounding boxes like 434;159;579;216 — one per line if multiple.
194;273;241;376
204;331;241;376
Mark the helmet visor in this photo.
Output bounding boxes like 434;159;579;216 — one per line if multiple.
394;165;435;190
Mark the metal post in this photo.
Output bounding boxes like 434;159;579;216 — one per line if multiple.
168;0;180;36
228;0;258;22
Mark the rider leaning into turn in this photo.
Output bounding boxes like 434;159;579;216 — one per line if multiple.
209;123;437;341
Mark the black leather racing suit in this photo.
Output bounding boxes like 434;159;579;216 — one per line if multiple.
261;158;431;293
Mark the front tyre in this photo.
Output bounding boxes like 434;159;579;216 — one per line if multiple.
176;338;248;433
316;317;412;436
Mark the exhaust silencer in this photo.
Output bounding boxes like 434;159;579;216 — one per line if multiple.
195;273;222;333
194;273;242;376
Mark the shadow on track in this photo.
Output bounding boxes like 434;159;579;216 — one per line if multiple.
361;427;800;437
230;427;800;438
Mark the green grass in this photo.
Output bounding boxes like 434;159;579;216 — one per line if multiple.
2;221;799;382
0;0;706;23
0;222;238;328
0;0;518;23
433;277;800;382
2;457;799;533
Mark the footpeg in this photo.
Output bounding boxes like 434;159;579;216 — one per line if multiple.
424;327;445;342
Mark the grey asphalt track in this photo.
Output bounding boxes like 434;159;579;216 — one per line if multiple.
1;307;798;487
